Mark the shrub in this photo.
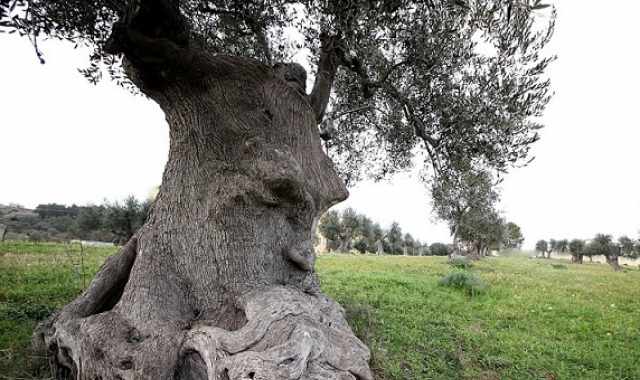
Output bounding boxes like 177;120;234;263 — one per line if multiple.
448;256;473;269
439;271;487;296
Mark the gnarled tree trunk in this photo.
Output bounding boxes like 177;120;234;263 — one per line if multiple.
33;54;373;379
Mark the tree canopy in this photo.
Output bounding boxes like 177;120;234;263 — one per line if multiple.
1;0;556;184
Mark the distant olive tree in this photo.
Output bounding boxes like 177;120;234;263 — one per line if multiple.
590;234;621;271
430;242;451;257
618;236;636;258
503;222;525;250
568;239;585;264
556;239;569;253
535;240;548;258
548;239;558;258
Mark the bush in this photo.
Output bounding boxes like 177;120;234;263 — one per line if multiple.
439;271;487;296
448;256;473;269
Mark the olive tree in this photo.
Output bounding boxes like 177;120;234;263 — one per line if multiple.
431;168;500;257
568;239;585;264
535;239;547;258
590;234;621;271
457;206;505;259
2;0;555;378
503;222;524;249
618;236;636;258
556;239;568;254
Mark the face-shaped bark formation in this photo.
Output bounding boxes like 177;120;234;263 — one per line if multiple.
34;56;371;379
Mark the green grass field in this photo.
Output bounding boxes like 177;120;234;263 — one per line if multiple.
1;242;639;379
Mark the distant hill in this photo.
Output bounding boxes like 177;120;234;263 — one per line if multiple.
0;197;150;243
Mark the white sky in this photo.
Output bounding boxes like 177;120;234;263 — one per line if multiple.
0;1;638;248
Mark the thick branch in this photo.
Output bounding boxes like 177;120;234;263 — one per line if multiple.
310;33;340;123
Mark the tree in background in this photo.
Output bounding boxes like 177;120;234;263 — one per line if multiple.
1;199;151;243
568;239;585;264
386;222;404;256
457;207;505;259
104;196;151;244
318;210;342;252
3;0;555;376
536;240;548;258
583;241;596;263
502;222;525;250
403;233;416;256
34;203;79;219
590;234;621;271
430;242;451;257
318;209;425;256
431;169;500;257
556;239;569;254
371;223;385;255
548;239;558;258
618;236;636;259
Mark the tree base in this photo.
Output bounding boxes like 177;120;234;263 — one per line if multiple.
35;285;372;379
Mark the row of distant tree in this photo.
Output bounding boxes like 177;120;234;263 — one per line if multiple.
318;208;433;255
535;234;640;271
0;196;151;243
317;208;525;257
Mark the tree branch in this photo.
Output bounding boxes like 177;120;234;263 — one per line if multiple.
198;4;273;64
309;33;340;123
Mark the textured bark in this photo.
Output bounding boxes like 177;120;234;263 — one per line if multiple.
34;55;373;379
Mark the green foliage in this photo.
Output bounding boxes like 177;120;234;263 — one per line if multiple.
587;234;616;258
448;256;473;269
618;236;636;258
569;239;585;262
502;222;525;249
318;209;428;255
386;222;404;255
535;239;548;255
2;1;556;188
438;271;487;296
556;239;569;253
569;239;585;255
0;196;151;244
430;242;450;257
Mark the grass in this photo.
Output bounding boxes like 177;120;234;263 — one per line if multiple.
2;242;640;379
438;270;487;296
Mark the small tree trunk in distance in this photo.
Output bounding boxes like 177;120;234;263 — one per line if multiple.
606;250;622;272
34;56;372;379
0;224;6;242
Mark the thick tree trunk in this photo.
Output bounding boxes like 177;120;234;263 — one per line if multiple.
34;56;372;379
0;224;6;242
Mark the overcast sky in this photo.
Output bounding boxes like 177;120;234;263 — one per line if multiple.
1;1;638;248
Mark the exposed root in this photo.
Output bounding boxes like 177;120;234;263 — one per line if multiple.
37;286;372;379
180;286;372;380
